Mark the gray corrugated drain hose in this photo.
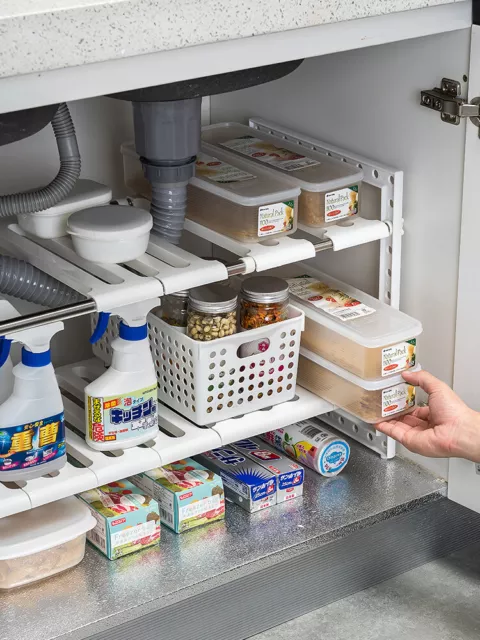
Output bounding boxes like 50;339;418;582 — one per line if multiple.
0;103;81;216
133;98;201;245
0;256;84;307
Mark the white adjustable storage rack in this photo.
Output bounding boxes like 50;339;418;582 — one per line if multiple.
0;120;402;519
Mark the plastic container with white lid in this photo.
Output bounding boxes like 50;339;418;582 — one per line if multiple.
285;271;422;380
298;348;420;424
186;144;300;243
67;204;153;264
17;179;112;239
202;123;364;227
0;497;96;590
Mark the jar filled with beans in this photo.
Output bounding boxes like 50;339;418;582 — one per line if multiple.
161;290;189;330
187;284;238;341
240;276;289;330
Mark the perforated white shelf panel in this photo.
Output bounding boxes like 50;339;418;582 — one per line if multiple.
0;358;333;519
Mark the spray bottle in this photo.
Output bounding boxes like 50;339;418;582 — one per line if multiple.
86;298;160;451
0;299;20;405
0;322;66;481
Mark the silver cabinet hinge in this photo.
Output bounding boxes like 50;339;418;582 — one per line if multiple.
421;78;480;131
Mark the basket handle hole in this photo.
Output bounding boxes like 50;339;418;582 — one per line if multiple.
237;338;270;359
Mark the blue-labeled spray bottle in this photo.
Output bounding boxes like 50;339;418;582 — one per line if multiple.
85;299;159;451
0;322;66;482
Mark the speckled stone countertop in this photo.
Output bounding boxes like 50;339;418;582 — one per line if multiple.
0;438;445;640
0;0;463;79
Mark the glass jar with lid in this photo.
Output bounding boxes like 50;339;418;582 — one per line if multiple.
187;284;238;341
161;291;189;330
240;276;289;330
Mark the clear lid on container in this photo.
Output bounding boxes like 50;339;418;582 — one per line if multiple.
189;283;238;314
202;123;364;193
0;497;96;560
241;276;289;304
282;268;422;348
301;347;422;390
67;205;152;240
190;144;301;206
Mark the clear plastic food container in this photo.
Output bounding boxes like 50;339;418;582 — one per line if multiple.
187;145;300;243
298;348;420;424
286;271;422;380
0;497;96;590
202;123;363;227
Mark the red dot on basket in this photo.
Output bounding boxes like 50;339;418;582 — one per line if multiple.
269;368;274;375
259;371;265;377
240;365;246;372
250;362;255;369
278;365;284;372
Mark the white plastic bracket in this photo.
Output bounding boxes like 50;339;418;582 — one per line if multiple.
320;408;395;460
184;218;316;271
321;217;391;251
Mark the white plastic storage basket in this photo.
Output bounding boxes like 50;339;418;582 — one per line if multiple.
92;306;304;425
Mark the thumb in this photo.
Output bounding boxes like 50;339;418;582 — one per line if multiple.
402;370;447;395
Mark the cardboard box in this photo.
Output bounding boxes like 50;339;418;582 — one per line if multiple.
232;438;304;503
78;480;160;560
130;458;225;534
196;447;277;513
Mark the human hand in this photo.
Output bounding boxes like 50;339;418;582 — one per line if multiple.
376;370;480;462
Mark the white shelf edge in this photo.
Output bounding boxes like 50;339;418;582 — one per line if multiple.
0;359;333;520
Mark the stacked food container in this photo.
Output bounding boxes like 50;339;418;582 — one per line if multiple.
201;123;364;228
285;271;423;423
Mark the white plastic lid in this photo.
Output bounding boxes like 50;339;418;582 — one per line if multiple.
28;180;112;217
282;267;422;348
202;123;363;193
0;497;96;560
67;205;153;240
190;144;301;206
301;347;422;390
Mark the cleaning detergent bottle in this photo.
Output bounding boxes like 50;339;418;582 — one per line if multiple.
0;322;66;481
85;299;160;451
0;299;20;405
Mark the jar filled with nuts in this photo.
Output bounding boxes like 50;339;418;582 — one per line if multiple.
240;276;289;330
161;290;189;331
187;284;238;341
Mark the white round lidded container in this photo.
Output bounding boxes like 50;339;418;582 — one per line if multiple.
0;497;96;590
67;205;153;264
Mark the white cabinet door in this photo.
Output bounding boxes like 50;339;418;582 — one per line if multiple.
451;19;480;513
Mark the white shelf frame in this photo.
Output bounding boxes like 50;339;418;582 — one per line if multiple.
0;358;332;519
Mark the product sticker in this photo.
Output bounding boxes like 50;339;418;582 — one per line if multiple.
325;185;359;222
111;520;156;549
319;442;350;475
220;136;320;172
87;524;108;554
157;485;175;526
299;421;332;444
258;200;295;237
179;494;221;522
382;339;416;377
382;383;416;418
87;385;157;443
287;275;376;321
0;412;65;472
195;152;256;183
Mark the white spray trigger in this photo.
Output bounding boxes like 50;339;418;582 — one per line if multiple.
113;298;160;328
4;322;64;353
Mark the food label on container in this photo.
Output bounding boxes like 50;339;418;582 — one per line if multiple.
221;135;320;172
179;494;221;521
287;275;376;321
258;200;295;237
382;383;416;417
111;521;156;550
0;412;66;472
382;339;417;377
325;185;359;221
87;385;157;444
195;152;256;183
